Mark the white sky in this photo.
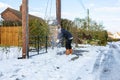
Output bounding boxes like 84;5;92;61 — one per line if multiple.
0;0;120;33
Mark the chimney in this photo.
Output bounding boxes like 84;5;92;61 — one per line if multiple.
20;4;22;12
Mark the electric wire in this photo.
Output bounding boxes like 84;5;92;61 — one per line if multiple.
49;0;52;19
77;0;86;11
44;0;50;20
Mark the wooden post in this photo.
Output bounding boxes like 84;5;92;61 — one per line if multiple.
22;0;29;58
56;0;61;25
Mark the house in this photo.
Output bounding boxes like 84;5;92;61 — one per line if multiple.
0;6;46;46
108;32;120;39
1;6;44;22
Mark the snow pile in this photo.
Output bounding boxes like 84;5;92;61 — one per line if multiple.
0;47;22;60
0;42;120;80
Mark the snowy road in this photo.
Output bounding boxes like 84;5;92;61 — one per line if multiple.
93;42;120;80
0;42;120;80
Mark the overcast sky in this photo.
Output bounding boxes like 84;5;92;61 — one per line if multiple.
0;0;120;33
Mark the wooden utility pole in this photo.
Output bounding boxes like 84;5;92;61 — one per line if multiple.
56;0;61;25
22;0;29;58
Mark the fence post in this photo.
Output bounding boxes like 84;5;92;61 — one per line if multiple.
35;36;37;49
46;36;48;53
27;46;29;58
38;36;39;54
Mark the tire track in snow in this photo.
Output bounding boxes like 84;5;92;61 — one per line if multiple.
99;43;120;80
93;43;120;80
92;48;107;80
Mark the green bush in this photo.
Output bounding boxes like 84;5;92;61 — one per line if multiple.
77;29;108;45
29;19;49;47
2;21;22;26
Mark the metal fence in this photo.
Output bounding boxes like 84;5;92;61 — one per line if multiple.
29;36;48;54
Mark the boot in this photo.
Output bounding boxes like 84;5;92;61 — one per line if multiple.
66;49;70;55
69;49;73;54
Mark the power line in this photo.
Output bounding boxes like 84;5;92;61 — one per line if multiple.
77;0;86;11
44;0;50;19
44;0;53;21
49;0;52;19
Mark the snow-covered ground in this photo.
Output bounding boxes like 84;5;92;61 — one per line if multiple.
0;42;120;80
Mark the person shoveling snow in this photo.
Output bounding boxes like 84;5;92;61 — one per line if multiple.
56;25;73;55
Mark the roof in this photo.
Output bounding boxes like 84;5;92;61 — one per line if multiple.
1;7;22;20
1;7;44;21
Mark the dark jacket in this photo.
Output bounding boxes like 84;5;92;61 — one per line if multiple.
57;28;73;42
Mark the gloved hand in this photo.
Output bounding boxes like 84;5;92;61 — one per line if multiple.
56;39;61;48
56;39;59;43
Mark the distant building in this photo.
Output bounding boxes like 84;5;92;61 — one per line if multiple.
0;6;47;46
108;32;120;39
